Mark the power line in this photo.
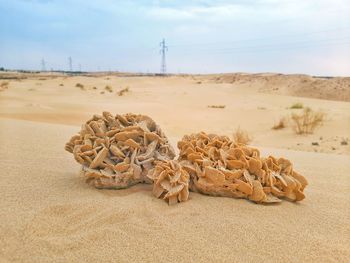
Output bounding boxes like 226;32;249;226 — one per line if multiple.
68;56;73;72
41;58;46;71
160;38;168;75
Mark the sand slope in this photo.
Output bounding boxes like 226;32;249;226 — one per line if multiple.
1;119;349;262
210;73;350;102
1;73;349;155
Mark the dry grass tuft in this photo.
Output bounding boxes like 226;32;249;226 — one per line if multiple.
233;127;252;145
272;117;287;130
117;87;130;96
105;85;113;93
75;83;84;90
59;83;64;86
92;86;97;90
0;81;9;91
1;81;9;87
290;102;303;109
208;105;225;109
291;107;325;134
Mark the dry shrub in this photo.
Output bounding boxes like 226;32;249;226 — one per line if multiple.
0;81;9;91
208;105;225;109
105;85;113;93
272;117;287;130
76;83;84;90
290;102;303;109
59;83;64;86
92;86;97;90
117;87;130;96
291;107;325;134
1;81;9;87
233;127;252;145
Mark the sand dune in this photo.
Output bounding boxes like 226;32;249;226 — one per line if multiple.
209;73;350;102
1;72;349;262
0;118;349;262
1;72;349;155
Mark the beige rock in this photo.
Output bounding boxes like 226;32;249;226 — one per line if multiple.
65;112;175;189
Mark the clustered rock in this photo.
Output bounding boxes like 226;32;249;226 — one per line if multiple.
147;160;190;205
66;113;308;205
174;132;308;204
65;112;175;189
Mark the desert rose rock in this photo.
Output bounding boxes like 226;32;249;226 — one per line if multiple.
65;112;176;189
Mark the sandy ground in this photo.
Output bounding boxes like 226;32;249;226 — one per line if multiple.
0;72;349;155
0;119;349;262
0;72;350;262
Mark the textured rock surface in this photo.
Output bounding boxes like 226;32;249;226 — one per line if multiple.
65;112;175;189
147;160;190;205
176;132;308;204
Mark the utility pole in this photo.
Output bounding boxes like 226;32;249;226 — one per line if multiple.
159;38;168;75
41;58;46;71
68;56;73;72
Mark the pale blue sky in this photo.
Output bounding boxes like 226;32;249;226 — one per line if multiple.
0;0;349;75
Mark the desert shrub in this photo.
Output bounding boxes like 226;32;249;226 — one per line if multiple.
272;117;287;130
0;81;9;88
59;83;64;86
290;102;303;109
92;86;97;90
117;87;130;96
208;105;225;109
105;85;113;92
233;127;252;145
291;107;325;134
75;83;84;90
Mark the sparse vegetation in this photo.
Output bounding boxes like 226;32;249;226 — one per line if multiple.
272;117;287;130
290;102;303;109
291;107;325;134
1;81;9;88
233;127;252;145
117;87;130;96
92;86;97;90
0;81;9;91
100;91;105;94
340;138;348;145
59;83;64;86
75;83;84;90
105;85;113;93
208;105;225;109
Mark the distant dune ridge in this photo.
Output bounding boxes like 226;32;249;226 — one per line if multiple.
210;73;350;102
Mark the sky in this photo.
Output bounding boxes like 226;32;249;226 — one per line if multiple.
0;0;349;76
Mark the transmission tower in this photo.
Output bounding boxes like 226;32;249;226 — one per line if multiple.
159;38;168;75
41;58;46;71
68;56;73;72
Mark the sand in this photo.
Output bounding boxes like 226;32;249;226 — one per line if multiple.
1;118;349;262
0;72;350;262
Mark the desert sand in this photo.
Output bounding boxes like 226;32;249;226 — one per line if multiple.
0;72;349;262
